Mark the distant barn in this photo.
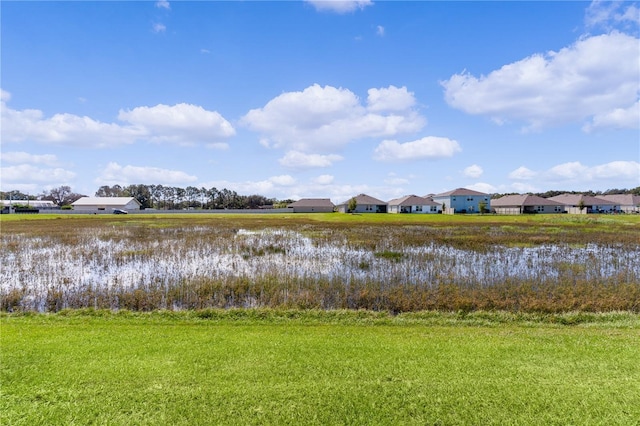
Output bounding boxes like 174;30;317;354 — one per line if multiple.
71;197;142;212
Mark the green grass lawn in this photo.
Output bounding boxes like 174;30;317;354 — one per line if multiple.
2;310;639;425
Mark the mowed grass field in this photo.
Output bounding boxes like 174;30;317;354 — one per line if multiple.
2;310;640;425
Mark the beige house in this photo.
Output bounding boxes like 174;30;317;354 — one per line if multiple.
387;195;441;214
548;194;617;214
598;194;640;213
491;194;565;214
337;194;387;213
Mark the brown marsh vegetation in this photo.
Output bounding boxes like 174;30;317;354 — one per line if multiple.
1;214;639;313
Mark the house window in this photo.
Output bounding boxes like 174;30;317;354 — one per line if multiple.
416;206;422;212
431;206;438;212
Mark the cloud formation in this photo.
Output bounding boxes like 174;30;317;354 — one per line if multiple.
242;84;425;153
279;151;344;169
155;0;170;10
373;136;461;162
96;162;198;186
1;92;235;148
463;164;483;178
442;32;639;132
2;151;60;166
305;0;373;14
508;160;640;187
1;164;76;185
118;103;235;145
585;1;640;29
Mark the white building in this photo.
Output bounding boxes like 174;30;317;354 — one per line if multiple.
71;197;141;212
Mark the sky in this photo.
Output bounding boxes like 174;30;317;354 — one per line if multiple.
1;0;639;203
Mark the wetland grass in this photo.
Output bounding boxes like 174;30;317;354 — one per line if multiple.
1;214;639;313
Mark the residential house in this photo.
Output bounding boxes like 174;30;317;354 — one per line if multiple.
387;195;441;214
548;194;618;214
431;188;491;214
287;198;335;213
491;194;565;214
598;194;640;213
71;197;142;212
337;194;387;213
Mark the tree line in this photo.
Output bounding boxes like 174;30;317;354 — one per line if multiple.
0;185;293;210
94;184;293;210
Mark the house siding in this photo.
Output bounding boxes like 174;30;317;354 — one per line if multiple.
432;194;490;214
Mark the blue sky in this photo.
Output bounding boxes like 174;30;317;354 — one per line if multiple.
1;0;639;202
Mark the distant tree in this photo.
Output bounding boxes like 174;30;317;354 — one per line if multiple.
42;186;85;206
125;184;152;209
578;199;586;212
478;200;487;214
246;194;270;209
347;197;357;213
95;185;125;197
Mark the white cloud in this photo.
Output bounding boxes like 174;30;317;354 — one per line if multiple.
96;162;198;186
1;89;12;102
155;0;170;10
512;161;640;187
1;93;235;148
1;151;60;166
279;151;343;169
586;1;640;29
592;160;640;179
269;175;296;186
463;164;483;178
510;182;539;193
152;23;166;33
583;100;640;132
373;136;461;162
1;164;76;184
384;174;409;186
466;182;497;194
203;175;296;197
367;86;416;112
508;166;537;180
549;162;590;180
118;103;235;145
241;84;425;152
1;103;144;147
376;25;385;36
442;32;640;132
305;0;373;14
313;174;335;185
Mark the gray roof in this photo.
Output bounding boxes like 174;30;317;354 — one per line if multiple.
433;188;489;197
288;198;335;208
72;197;141;206
339;193;387;206
387;195;439;206
598;194;640;206
548;194;616;206
491;194;564;207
